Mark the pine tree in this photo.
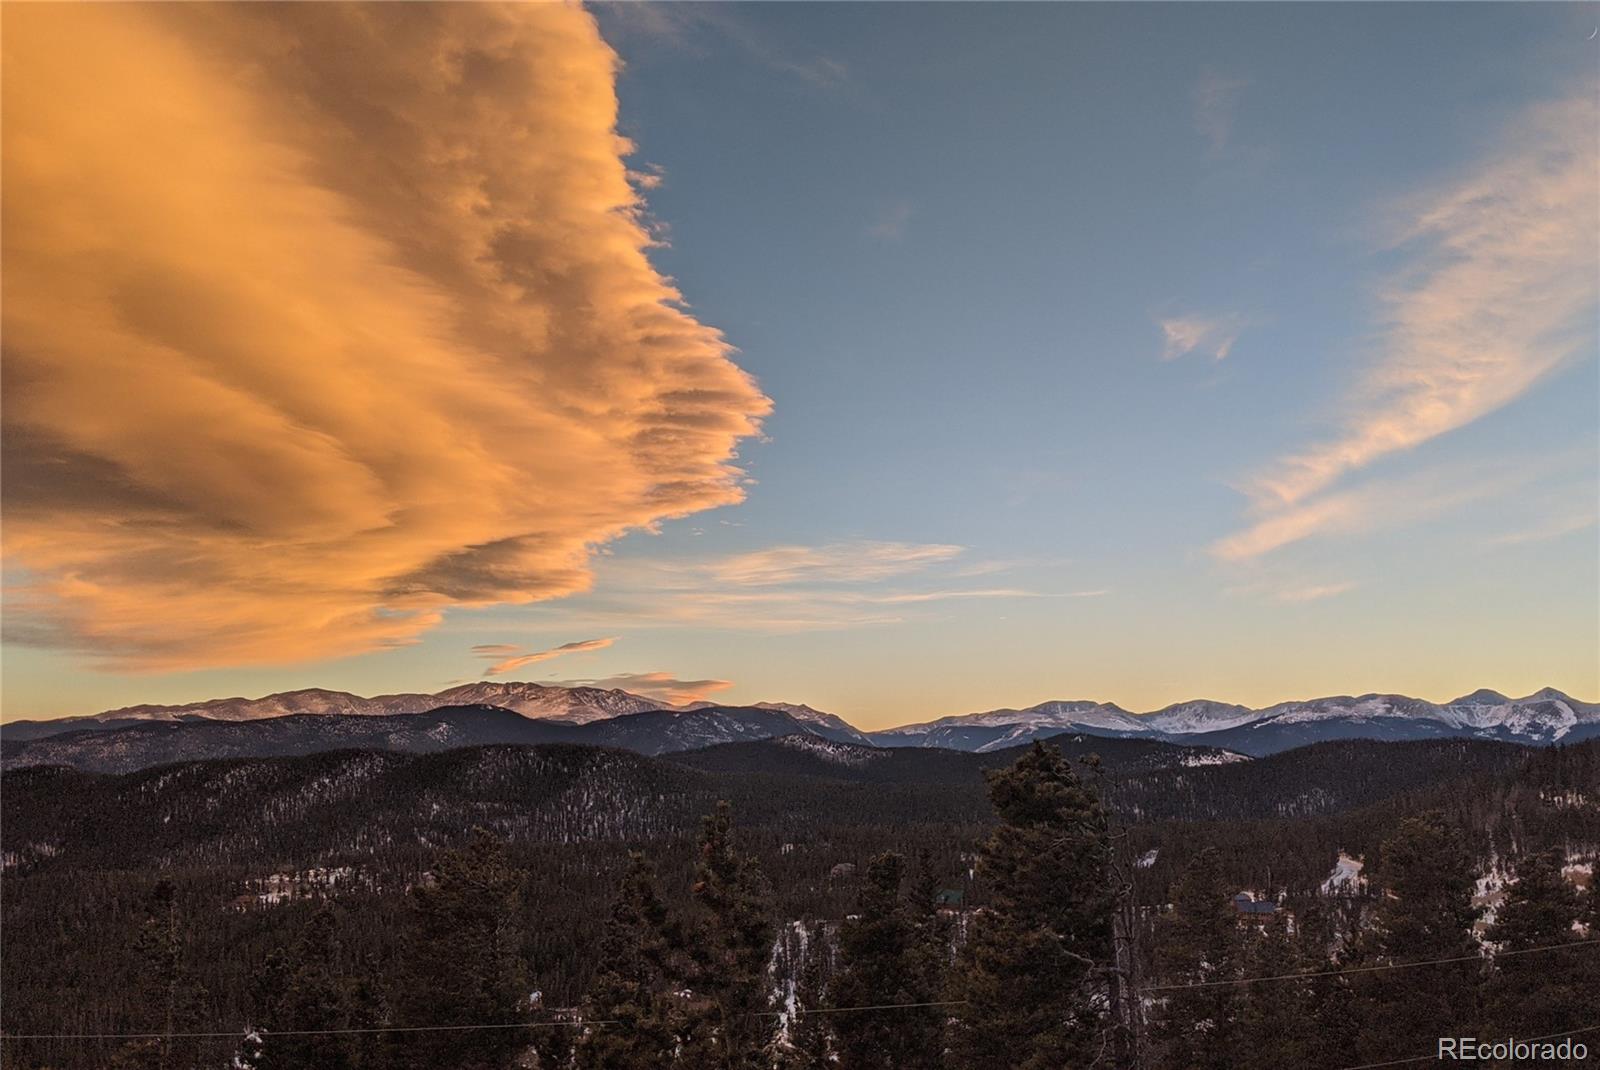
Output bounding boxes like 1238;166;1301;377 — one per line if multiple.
777;924;834;1070
946;743;1115;1070
684;801;777;1070
389;828;530;1070
111;879;211;1070
1347;812;1482;1064
1579;875;1600;1027
1150;847;1240;1070
1484;849;1586;1042
251;903;381;1070
575;853;689;1070
828;853;944;1070
1234;913;1310;1070
1294;900;1358;1070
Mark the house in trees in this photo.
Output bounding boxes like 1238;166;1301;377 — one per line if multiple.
1231;891;1282;927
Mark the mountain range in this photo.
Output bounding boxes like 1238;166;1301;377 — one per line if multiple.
872;688;1600;755
2;682;1595;773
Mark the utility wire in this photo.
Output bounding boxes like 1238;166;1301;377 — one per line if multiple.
1333;1023;1600;1070
781;999;967;1017
0;999;967;1041
1140;937;1600;992
0;1020;605;1041
8;942;1593;1041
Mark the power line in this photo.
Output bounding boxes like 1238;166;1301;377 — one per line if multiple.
781;999;967;1017
1334;1023;1600;1070
9;942;1592;1042
0;998;968;1042
1140;937;1600;992
0;1020;605;1041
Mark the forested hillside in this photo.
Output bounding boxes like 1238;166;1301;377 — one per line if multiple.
3;738;1597;1069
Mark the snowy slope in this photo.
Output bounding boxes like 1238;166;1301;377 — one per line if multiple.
11;682;666;737
1140;700;1260;735
874;700;1144;747
866;688;1598;754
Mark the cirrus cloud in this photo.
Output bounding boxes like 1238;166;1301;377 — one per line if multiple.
1159;314;1245;361
555;671;734;707
706;541;965;586
475;637;618;678
1217;87;1597;559
0;4;769;670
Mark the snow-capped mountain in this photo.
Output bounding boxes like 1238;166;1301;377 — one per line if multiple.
428;683;663;724
2;683;668;740
1181;690;1600;755
675;700;872;746
1139;700;1260;735
0;705;840;773
872;700;1144;751
866;689;1599;755
749;702;874;746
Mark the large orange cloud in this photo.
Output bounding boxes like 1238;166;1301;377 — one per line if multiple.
0;3;770;670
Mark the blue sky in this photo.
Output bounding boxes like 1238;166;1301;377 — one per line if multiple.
3;3;1596;726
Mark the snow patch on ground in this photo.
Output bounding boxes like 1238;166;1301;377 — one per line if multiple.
1180;750;1252;767
776;733;884;766
1321;853;1364;894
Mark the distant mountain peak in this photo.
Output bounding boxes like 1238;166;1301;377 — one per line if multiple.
1449;689;1513;706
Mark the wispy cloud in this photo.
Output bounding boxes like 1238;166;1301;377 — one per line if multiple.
475;637;617;677
1484;508;1598;549
1273;581;1357;604
1213;450;1584;562
597;4;847;89
1159;314;1245;361
0;5;769;670
1225;575;1357;605
1254;91;1596;510
1193;71;1249;156
1216;87;1597;558
502;541;1088;633
554;671;734;707
708;541;963;586
869;201;914;241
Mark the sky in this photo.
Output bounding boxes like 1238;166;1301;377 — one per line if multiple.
2;3;1596;728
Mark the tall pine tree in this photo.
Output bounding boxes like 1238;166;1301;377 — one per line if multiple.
1234;913;1311;1070
575;852;690;1070
1347;812;1482;1064
1484;848;1587;1042
111;879;211;1070
946;743;1115;1070
1150;847;1240;1070
248;903;383;1070
828;852;944;1070
389;828;529;1070
776;923;834;1070
684;802;777;1070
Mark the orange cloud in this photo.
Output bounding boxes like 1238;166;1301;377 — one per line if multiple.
477;637;617;677
0;5;769;670
557;671;734;707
